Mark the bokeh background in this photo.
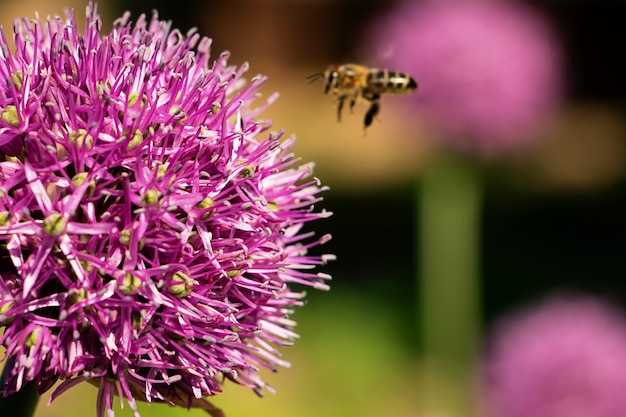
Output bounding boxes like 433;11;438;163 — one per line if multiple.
1;0;626;416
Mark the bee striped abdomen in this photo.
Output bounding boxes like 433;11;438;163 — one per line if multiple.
367;69;417;94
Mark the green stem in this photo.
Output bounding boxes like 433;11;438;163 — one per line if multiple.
0;364;40;417
418;153;482;416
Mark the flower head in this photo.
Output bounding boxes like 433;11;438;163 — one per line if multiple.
365;0;563;154
482;295;626;417
0;4;332;417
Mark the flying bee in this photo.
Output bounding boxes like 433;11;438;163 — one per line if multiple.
307;63;418;130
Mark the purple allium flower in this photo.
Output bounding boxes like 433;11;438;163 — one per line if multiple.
365;0;563;154
482;295;626;417
0;4;332;417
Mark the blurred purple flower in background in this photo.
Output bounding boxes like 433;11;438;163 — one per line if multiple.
365;0;563;154
0;4;332;417
482;295;626;417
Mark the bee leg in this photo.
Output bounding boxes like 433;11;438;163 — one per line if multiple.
364;99;380;129
349;88;360;114
336;95;346;122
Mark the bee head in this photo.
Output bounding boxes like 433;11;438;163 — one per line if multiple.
323;65;340;94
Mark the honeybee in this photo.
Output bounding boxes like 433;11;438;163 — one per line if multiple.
307;63;418;129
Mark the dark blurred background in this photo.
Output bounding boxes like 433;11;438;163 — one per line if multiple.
1;0;626;416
